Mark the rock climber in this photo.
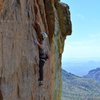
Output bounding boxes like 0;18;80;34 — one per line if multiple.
34;32;49;86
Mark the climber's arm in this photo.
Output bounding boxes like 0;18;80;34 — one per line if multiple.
37;41;42;48
34;40;42;48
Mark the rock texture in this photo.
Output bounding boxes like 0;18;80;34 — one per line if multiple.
0;0;72;100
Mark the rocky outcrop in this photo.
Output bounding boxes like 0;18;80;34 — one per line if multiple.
0;0;72;100
84;68;100;81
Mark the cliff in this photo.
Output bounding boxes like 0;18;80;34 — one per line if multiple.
0;0;72;100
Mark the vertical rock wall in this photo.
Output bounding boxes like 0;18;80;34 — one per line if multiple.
0;0;72;100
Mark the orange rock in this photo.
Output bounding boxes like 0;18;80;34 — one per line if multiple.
0;0;72;100
0;0;3;13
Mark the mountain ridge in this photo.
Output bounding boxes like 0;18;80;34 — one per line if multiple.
84;67;100;81
62;69;100;100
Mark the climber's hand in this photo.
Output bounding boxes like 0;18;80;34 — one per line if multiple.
33;40;42;48
34;40;38;45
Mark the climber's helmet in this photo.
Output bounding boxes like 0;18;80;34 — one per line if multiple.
41;32;48;40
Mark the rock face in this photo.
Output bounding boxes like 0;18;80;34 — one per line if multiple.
0;0;72;100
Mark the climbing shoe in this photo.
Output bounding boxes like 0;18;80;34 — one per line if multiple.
39;81;43;86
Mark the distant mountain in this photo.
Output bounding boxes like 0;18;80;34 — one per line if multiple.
62;69;100;100
62;69;79;80
84;68;100;81
62;61;100;76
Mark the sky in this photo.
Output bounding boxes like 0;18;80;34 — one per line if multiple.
61;0;100;75
61;0;100;61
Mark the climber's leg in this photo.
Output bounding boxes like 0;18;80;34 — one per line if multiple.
38;60;45;81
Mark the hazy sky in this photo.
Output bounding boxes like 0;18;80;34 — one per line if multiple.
61;0;100;62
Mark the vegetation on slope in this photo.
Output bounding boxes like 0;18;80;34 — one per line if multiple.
62;69;100;100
